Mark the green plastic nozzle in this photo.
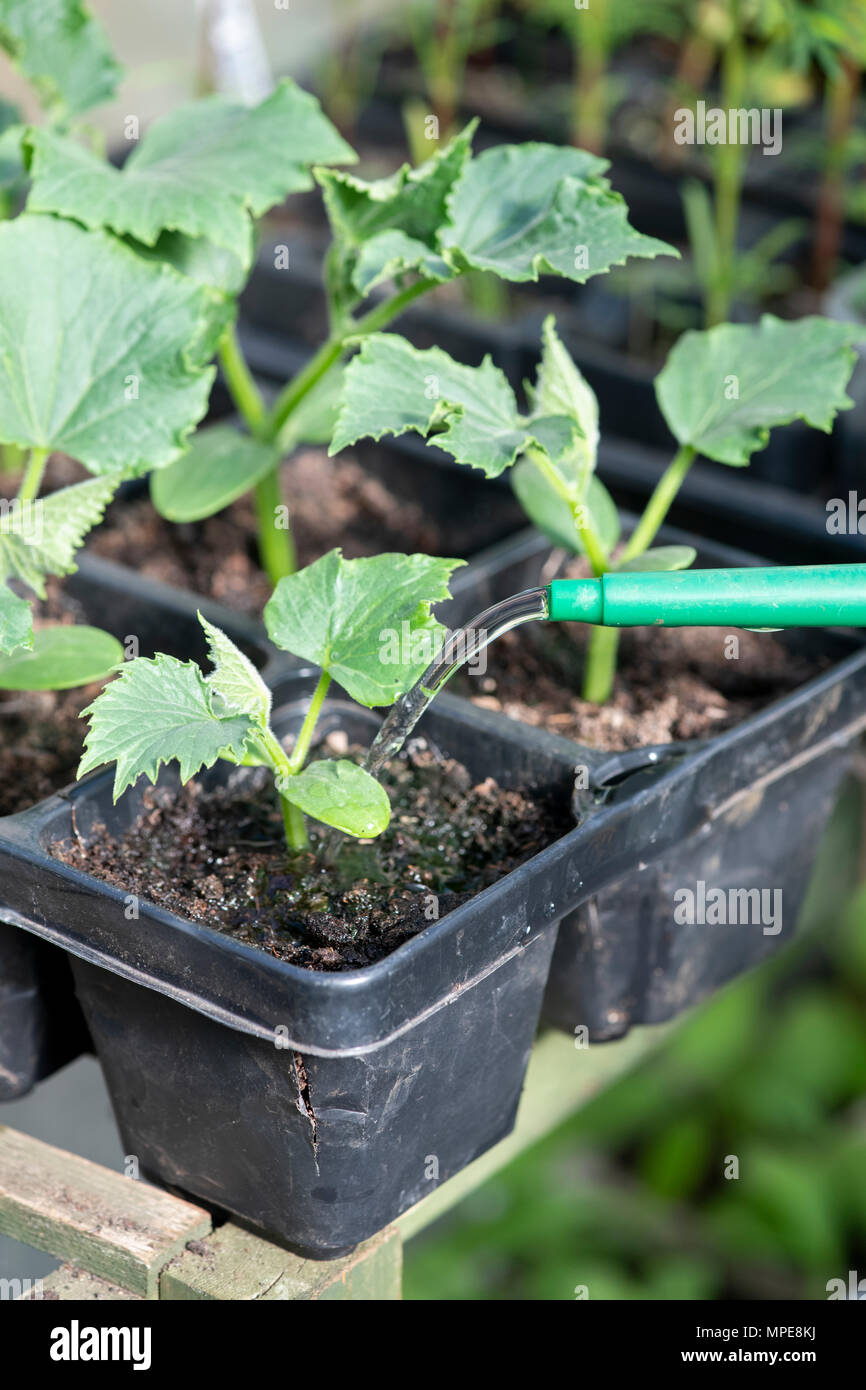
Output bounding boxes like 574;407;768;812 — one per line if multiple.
547;564;866;628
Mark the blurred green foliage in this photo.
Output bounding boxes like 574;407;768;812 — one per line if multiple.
405;779;866;1300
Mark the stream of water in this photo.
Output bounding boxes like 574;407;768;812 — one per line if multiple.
362;586;550;779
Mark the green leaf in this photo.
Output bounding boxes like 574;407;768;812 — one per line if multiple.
198;613;271;728
151;425;280;523
0;215;217;475
331;333;578;478
130;230;246;297
265;549;463;707
26;79;355;268
527;314;600;497
0;582;33;655
619;546;697;573
511;464;620;556
281;759;390;838
0;0;121;119
442;144;675;282
317;124;474;299
655;315;861;465
0;476;116;598
78;653;256;800
0;624;122;690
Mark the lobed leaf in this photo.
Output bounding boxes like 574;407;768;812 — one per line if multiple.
442;144;675;282
199;613;271;728
78;653;256;800
527;315;600;498
317;124;474;300
281;760;390;838
0;475;116;598
331;333;579;478
0;215;218;475
0;0;120;119
26;80;355;268
655;315;861;466
264;549;463;707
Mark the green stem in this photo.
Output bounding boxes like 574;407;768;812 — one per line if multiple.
218;323;268;438
526;446;610;576
17;446;49;503
620;445;696;562
265;672;332;852
219;276;443;586
582;624;620;705
707;8;745;327
287;672;331;774
580;445;696;705
268;277;439;443
254;467;296;586
282;797;308;852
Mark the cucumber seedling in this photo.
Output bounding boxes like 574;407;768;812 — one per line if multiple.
4;2;680;587
78;550;462;851
333;311;861;704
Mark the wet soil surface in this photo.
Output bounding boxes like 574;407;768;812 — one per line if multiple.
52;736;573;970
88;447;453;617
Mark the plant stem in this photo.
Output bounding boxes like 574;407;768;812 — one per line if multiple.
287;671;331;774
707;6;745;327
582;623;620;705
579;445;696;704
282;797;308;852
525;446;610;576
812;56;859;293
620;445;696;562
268;276;439;443
17;446;49;503
218;323;268;438
572;11;608;153
254;466;296;585
220;276;442;585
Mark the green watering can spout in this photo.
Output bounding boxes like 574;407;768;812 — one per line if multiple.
547;564;866;629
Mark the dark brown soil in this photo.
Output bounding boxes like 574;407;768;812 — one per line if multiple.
0;581;105;816
51;736;572;970
457;557;827;750
89;447;448;617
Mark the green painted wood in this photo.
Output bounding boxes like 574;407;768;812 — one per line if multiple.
161;1223;401;1300
0;1126;211;1299
397;1025;674;1240
17;1265;143;1300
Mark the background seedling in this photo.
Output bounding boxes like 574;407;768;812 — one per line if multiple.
334;311;861;704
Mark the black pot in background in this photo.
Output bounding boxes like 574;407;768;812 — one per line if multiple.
0;559;280;1102
824;267;866;495
0;687;590;1255
440;523;866;1039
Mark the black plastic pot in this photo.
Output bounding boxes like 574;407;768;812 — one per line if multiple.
825;267;866;494
0;686;591;1255
441;522;866;1039
0;557;279;1102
